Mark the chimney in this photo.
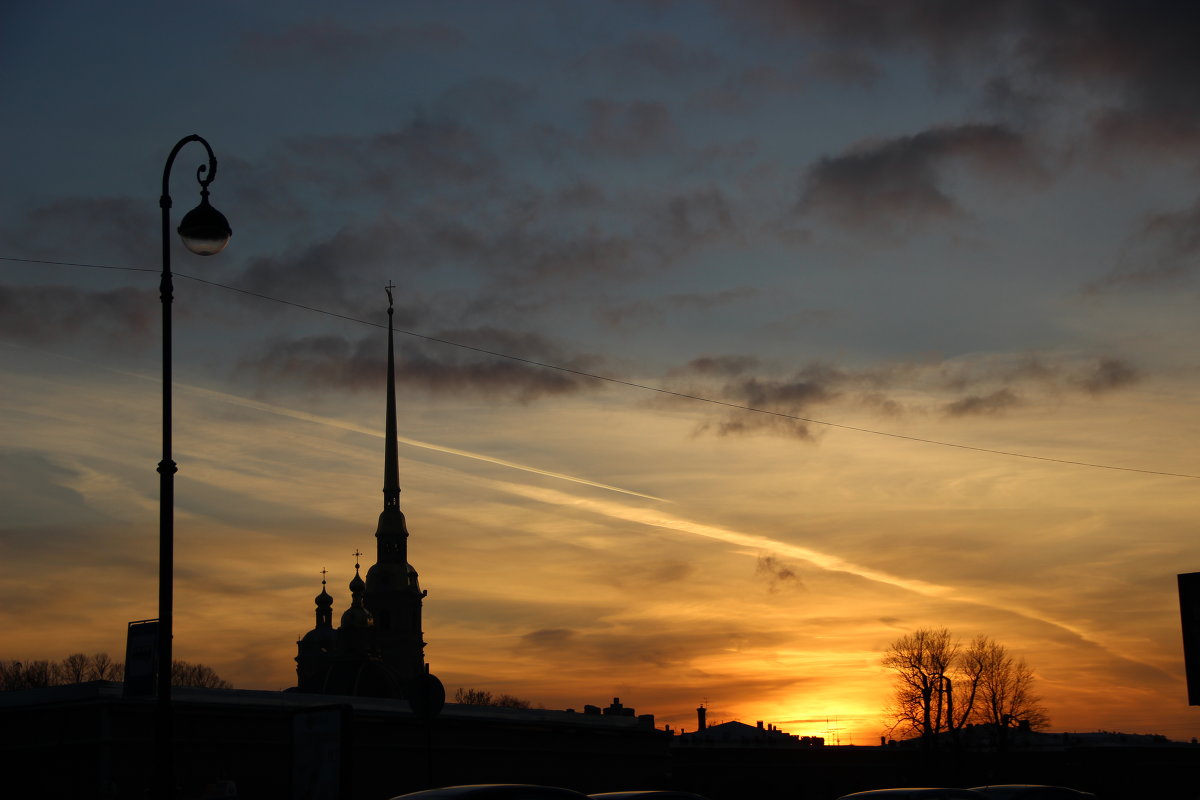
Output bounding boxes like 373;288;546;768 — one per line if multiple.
696;705;707;731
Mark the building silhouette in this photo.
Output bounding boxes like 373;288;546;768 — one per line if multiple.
294;290;432;700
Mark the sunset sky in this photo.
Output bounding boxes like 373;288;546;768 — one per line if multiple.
4;1;1200;745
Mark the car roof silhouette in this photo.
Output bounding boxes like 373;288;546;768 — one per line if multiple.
390;785;592;800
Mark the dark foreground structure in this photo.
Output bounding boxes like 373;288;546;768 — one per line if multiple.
4;681;1199;800
0;682;667;799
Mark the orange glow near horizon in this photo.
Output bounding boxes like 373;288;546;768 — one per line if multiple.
3;348;1200;746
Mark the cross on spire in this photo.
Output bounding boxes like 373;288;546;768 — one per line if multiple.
385;281;395;310
320;567;328;584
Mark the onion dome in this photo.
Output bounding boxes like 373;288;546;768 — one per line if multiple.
315;576;334;608
300;569;337;652
340;555;373;629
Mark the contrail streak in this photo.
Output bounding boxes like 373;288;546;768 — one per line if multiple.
491;479;1171;679
178;382;668;502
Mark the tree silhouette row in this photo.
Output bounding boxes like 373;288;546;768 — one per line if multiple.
0;652;231;691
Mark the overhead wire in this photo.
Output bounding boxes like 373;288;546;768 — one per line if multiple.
3;254;1198;480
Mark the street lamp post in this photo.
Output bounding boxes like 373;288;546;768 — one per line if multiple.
156;135;231;798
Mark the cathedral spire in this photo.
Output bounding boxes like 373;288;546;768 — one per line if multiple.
383;281;400;512
375;283;410;563
364;283;426;684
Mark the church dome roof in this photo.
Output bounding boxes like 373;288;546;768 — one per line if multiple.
340;604;372;629
365;561;422;593
300;625;337;648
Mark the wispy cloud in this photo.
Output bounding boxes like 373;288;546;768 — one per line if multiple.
0;284;156;347
235;328;605;403
176;381;666;502
489;477;1170;683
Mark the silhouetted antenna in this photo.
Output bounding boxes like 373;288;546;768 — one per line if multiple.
826;716;843;746
385;280;395;310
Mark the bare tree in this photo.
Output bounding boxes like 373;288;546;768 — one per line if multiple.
493;693;533;709
454;687;494;705
973;638;1050;745
0;661;23;691
0;659;62;689
883;629;1049;746
950;635;991;731
25;660;62;688
453;687;532;709
882;627;959;744
54;652;124;683
2;653;230;690
60;653;91;683
88;652;122;681
171;660;232;689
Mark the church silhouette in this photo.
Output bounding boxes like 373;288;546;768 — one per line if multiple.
293;288;441;708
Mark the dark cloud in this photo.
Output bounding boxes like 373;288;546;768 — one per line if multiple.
583;99;681;158
517;625;793;669
231;179;746;332
571;32;723;82
654;187;738;248
755;555;803;593
941;388;1023;417
805;49;881;89
233;19;464;69
555;181;607;209
601;287;757;328
435;78;538;122
724;374;838;409
677;355;761;377
469;186;744;291
660;359;886;439
697;413;814;440
237;334;377;393
207;104;745;317
520;628;577;649
1091;198;1200;290
211;116;505;243
229;214;471;322
686;65;806;114
715;0;1012;52
598;559;699;591
280;118;502;201
237;228;391;313
720;1;1200;155
0;196;155;266
1009;3;1200;149
236;327;605;403
1073;357;1139;395
362;119;500;188
664;353;1141;437
0;284;155;347
979;76;1053;128
798;123;1037;235
932;354;1142;397
485;228;636;284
